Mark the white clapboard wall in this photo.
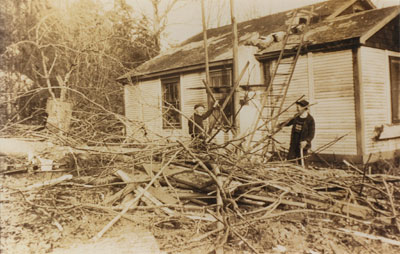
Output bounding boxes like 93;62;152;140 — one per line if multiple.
360;46;400;154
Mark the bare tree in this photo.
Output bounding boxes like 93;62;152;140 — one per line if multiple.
150;0;181;51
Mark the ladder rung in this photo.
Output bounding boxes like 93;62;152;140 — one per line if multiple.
276;73;290;75
267;94;283;97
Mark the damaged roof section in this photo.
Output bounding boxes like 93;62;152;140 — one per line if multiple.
118;0;397;82
257;6;400;57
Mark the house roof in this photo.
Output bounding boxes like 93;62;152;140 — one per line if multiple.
118;0;398;82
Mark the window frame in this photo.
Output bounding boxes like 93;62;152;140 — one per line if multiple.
161;77;182;129
208;69;234;127
209;69;232;88
389;56;400;124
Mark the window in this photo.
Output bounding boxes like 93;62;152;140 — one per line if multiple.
210;69;231;88
390;56;400;123
208;70;234;127
162;77;181;129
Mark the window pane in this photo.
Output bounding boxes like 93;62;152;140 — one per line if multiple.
390;57;400;123
162;79;181;128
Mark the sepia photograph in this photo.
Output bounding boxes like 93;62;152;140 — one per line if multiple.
1;0;399;253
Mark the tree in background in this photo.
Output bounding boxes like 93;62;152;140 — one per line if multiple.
0;0;158;142
149;0;181;51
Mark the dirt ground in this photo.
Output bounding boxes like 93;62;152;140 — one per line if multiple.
1;156;400;254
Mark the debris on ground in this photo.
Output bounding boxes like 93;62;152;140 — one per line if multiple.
1;124;399;254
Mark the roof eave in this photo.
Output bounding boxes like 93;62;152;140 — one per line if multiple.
117;59;233;84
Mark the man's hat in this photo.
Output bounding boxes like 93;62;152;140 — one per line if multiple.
194;103;205;109
296;99;309;107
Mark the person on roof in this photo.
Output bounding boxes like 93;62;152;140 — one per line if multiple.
188;100;219;147
280;99;315;166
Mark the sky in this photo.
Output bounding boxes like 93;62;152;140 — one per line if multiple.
100;0;399;47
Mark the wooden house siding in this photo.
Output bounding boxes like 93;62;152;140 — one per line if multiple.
312;50;357;155
359;46;400;156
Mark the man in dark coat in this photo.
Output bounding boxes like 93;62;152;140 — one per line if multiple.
282;99;315;166
188;101;219;145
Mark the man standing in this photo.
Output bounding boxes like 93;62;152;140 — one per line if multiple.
281;99;315;166
188;101;219;145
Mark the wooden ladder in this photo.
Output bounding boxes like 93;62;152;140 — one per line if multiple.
246;7;315;154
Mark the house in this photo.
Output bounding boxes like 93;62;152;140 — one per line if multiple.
117;0;400;163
